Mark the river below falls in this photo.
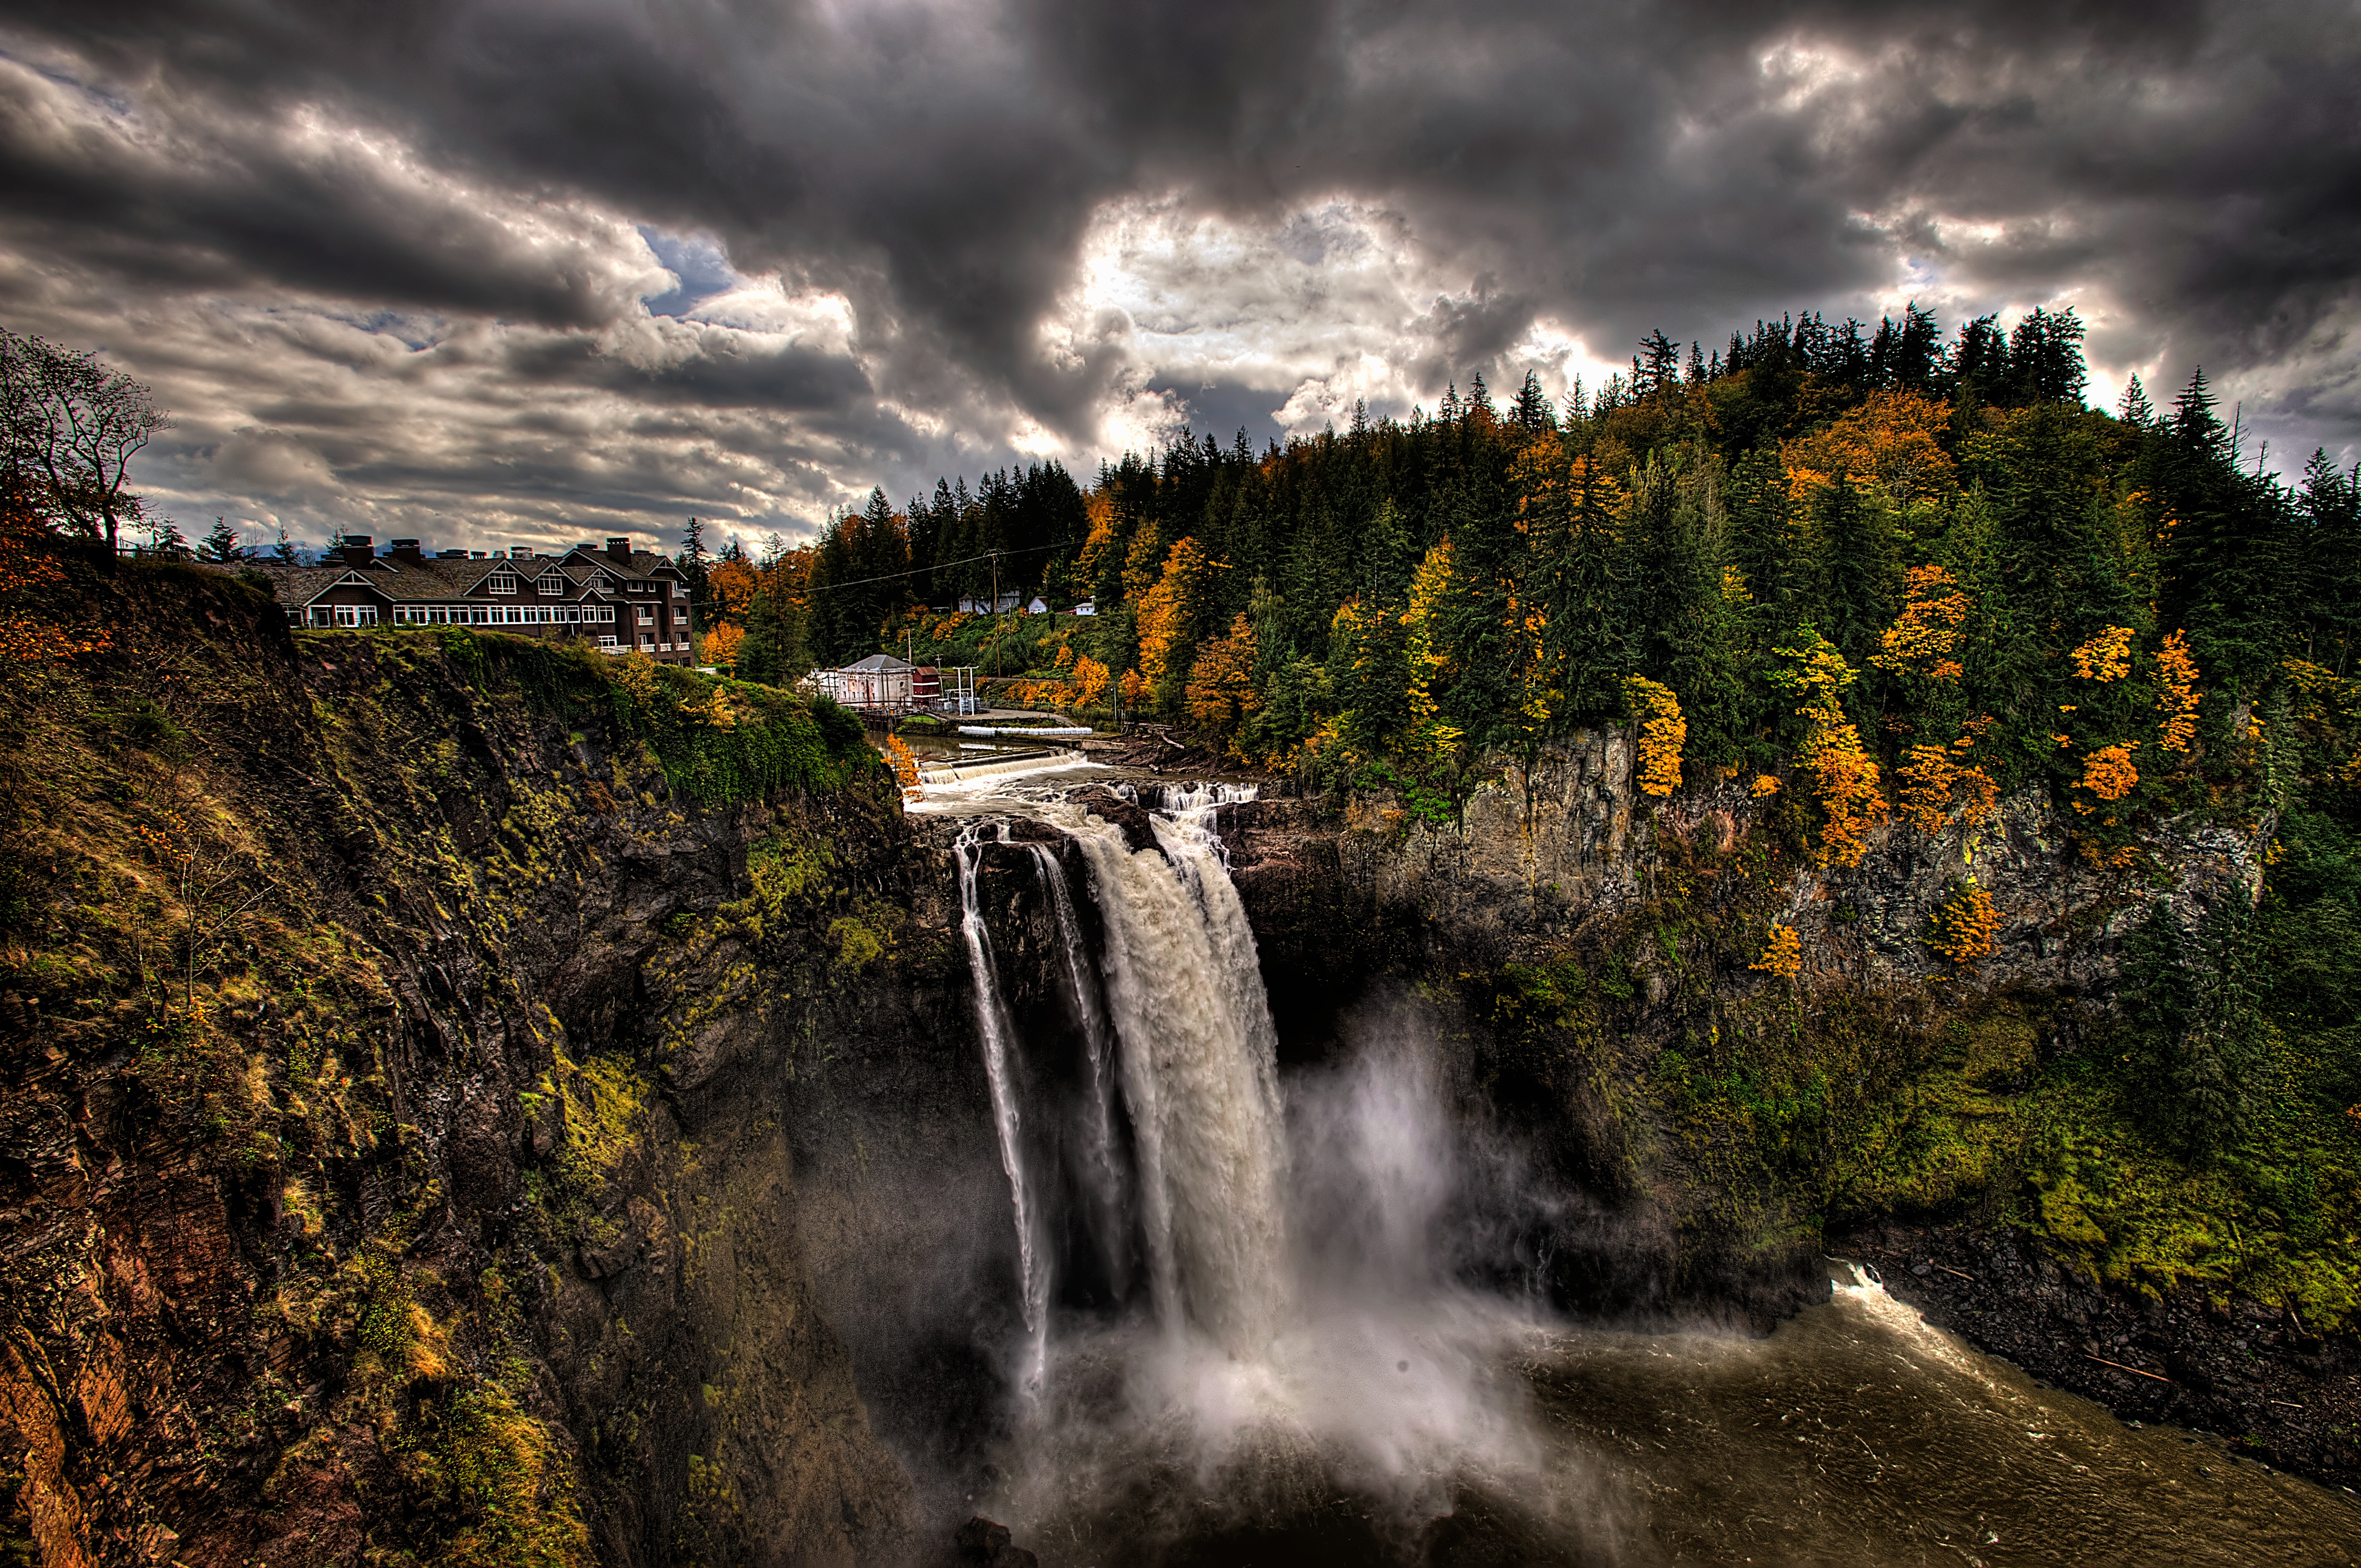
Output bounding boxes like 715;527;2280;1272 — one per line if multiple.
990;1262;2361;1567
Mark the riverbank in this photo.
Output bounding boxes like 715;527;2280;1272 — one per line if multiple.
1836;1220;2361;1493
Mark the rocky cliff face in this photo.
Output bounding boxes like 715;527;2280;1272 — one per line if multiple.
0;561;1004;1567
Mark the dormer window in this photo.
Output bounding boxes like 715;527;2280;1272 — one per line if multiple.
487;571;519;595
589;573;611;594
537;573;564;596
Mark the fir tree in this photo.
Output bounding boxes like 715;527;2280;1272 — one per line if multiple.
1511;371;1555;433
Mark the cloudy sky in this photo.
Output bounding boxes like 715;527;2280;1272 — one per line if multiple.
2;0;2355;557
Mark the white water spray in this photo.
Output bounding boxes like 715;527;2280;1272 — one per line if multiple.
952;821;1050;1400
1053;787;1288;1354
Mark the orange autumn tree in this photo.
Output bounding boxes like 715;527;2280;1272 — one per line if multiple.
2070;624;2136;683
1185;613;1260;735
1872;565;1970;684
1770;627;1885;866
1622;676;1686;796
1135;536;1225;705
706;557;760;625
1751;924;1803;978
2076;742;2140;811
2156;630;2201;755
1071;655;1112;707
1926;881;2000;964
1894;715;1999;835
1781;388;1955;504
699;620;745;666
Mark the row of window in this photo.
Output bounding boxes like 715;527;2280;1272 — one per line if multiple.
478;570;685;598
385;604;630;626
299;603;685;632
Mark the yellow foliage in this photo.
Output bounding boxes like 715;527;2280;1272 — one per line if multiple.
2156;629;2200;753
677;684;744;729
1185;613;1260;732
1400;538;1464;763
699;620;745;666
1770;629;1885;866
1121;524;1167;603
882;734;921;800
2077;742;2140;808
1076;489;1117;588
1872;564;1969;682
1781;388;1955;503
1622;676;1686;796
1893;715;1999;834
1927;880;2000;964
2070;625;2136;682
606;651;660;711
1071;654;1111;706
1136;536;1224;688
1119;668;1149;709
1751;925;1802;978
1751;774;1781;798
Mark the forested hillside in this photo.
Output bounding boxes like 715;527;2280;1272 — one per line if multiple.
700;306;2357;817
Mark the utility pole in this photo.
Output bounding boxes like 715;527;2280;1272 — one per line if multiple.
989;550;1003;681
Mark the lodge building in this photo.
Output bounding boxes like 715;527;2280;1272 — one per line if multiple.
241;535;696;665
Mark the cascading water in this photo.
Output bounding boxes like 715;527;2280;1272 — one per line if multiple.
1025;843;1131;1298
938;778;1559;1554
1052;787;1290;1353
951;821;1050;1400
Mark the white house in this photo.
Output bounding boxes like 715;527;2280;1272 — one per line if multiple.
1071;599;1096;617
813;653;916;709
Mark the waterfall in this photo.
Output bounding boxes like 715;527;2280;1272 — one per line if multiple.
1054;786;1288;1353
952;822;1050;1399
1027;843;1131;1297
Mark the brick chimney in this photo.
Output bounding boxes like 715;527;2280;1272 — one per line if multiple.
340;535;374;568
509;546;533;560
388;538;425;564
606;536;633;565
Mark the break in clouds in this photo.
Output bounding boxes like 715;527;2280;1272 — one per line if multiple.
0;0;2355;554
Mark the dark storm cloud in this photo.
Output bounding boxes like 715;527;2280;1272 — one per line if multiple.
0;0;2354;543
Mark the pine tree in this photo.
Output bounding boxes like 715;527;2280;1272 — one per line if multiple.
2116;375;2154;427
678;515;713;629
1803;477;1898;675
1511;370;1555;433
1635;330;1681;398
2146;367;2292;686
200;516;241;563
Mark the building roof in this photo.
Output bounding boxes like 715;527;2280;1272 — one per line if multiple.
839;654;915;672
220;544;684;610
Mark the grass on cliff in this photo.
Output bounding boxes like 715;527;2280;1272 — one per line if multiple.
403;627;878;803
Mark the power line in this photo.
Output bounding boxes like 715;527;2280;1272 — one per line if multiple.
792;540;1068;595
